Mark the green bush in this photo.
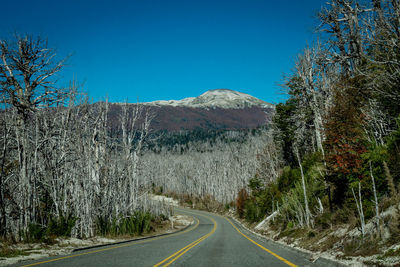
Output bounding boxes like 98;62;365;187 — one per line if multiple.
21;214;77;243
24;223;45;242
277;166;300;193
96;211;155;237
286;221;294;229
46;215;77;237
244;201;262;223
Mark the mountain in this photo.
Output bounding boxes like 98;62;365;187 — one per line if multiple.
108;89;274;132
147;89;274;109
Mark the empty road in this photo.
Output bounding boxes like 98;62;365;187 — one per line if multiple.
12;208;317;267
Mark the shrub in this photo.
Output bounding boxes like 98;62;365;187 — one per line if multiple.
46;215;77;237
314;212;332;229
96;211;155;237
24;223;45;242
286;221;294;229
277;166;300;193
244;201;263;223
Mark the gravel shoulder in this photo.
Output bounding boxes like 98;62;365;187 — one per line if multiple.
228;209;400;267
0;214;193;266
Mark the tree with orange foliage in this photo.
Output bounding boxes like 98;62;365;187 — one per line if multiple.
236;188;248;218
324;78;368;206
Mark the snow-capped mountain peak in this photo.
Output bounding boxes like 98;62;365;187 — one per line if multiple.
146;89;273;109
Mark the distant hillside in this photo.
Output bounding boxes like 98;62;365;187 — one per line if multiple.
107;89;274;132
147;89;274;110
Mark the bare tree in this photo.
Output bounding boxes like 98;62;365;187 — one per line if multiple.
352;182;365;237
0;35;169;239
0;35;68;117
0;34;69;233
370;162;381;236
294;148;311;227
317;0;370;73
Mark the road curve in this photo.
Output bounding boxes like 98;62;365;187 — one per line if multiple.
11;208;317;267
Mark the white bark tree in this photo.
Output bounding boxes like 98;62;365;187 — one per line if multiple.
0;35;170;239
352;182;366;237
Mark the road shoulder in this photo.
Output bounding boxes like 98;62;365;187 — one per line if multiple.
228;215;349;267
0;214;193;267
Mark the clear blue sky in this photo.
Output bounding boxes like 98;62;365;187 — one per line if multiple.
1;0;326;104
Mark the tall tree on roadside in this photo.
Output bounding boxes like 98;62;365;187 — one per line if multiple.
0;34;69;231
324;77;368;206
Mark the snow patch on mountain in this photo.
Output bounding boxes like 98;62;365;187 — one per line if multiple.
146;89;274;109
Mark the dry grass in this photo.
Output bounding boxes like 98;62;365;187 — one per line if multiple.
380;247;400;258
171;193;225;213
343;238;381;257
0;243;30;258
299;229;341;252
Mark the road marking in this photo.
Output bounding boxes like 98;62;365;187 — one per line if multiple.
153;211;217;267
21;215;200;267
225;217;298;267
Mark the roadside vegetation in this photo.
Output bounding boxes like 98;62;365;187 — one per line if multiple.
235;0;400;261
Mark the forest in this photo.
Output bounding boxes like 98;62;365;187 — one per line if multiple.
0;37;172;241
1;0;400;261
235;0;400;256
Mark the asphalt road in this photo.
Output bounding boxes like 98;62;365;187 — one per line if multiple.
12;208;318;267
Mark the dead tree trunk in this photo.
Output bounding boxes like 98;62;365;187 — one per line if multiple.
295;148;311;228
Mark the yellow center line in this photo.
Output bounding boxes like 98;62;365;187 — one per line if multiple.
225;217;298;267
21;215;200;267
153;211;217;267
163;218;216;267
